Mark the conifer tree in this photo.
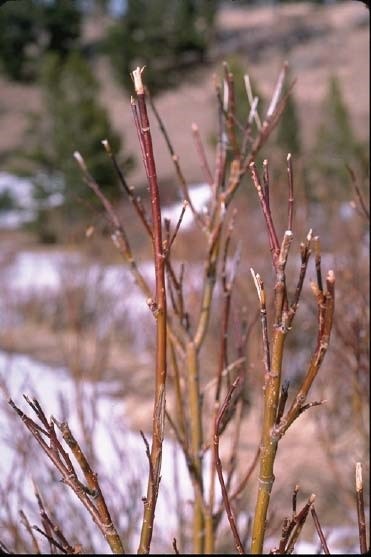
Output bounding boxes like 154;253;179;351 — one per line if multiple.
0;0;82;81
25;52;133;240
310;75;367;201
105;0;218;95
275;87;301;157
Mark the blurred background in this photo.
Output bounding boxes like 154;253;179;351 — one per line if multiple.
0;0;369;554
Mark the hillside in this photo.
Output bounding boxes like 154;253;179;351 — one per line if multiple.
0;1;369;190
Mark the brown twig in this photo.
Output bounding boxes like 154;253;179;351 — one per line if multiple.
32;526;68;554
213;75;228;198
249;162;280;264
292;484;299;515
313;236;323;294
346;165;370;221
279;270;335;435
74;150;153;301
102;138;153;238
19;510;41;555
223;63;240;158
275;381;289;425
146;87;206;230
165;201;188;256
244;73;262;130
263;159;271;211
311;505;330;554
0;540;13;554
132;67;167;555
250;154;335;554
356;462;368;554
230;445;261;502
286;154;294;232
140;430;156;489
285;494;316;554
273;491;316;554
286;229;312;327
172;537;180;555
250;269;271;389
9;398;125;554
191;123;214;187
33;485;55;554
214;377;245;554
205;221;240;553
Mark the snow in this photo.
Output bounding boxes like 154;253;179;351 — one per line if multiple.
0;250;153;340
0;172;34;208
0;247;206;350
152;182;211;230
1;349;360;554
0;172;64;229
0;173;211;231
0;350;193;553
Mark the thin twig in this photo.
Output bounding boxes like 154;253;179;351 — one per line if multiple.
166;201;188;256
313;236;323;294
244;73;262;130
102;139;153;238
223;63;240;158
275;381;289;425
191;123;214;187
285;494;316;554
266;61;288;120
214;377;245;554
356;462;368;554
292;484;299;515
249;163;280;264
9;398;125;554
251;269;271;390
19;510;41;555
287;154;294;232
311;505;330;554
146;87;206;230
140;430;156;489
346;165;370;221
32;527;67;555
230;445;261;501
172;538;180;555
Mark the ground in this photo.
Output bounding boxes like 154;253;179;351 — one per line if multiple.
0;2;369;190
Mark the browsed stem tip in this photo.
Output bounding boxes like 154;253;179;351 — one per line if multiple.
131;66;145;94
101;139;111;153
250;268;263;303
327;269;335;283
356;462;363;491
309;494;316;504
287;153;292;161
191;122;198;132
73;151;87;171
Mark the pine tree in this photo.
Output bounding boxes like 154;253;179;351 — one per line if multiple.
310;75;367;201
25;52;133;240
0;0;82;82
275;87;301;157
105;0;218;95
0;0;39;81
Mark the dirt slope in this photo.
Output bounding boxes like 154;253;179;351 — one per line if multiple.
0;1;369;190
